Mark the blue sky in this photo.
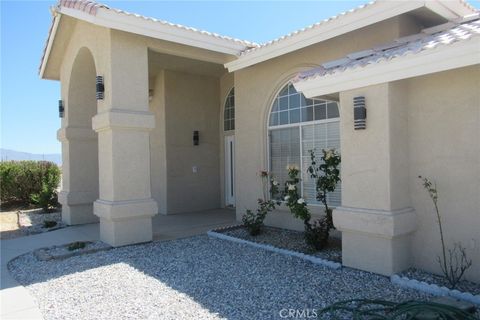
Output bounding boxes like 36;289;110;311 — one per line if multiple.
1;0;479;154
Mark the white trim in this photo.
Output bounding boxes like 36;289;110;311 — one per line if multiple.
268;117;340;131
58;6;249;56
391;274;480;305
39;14;61;79
294;38;480;98
207;230;342;269
224;135;235;207
224;1;470;72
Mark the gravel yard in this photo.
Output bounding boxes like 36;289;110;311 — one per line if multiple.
9;235;432;320
399;267;480;295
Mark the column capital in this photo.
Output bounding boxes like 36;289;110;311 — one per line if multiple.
92;109;155;133
57;126;97;142
333;206;417;239
94;198;158;221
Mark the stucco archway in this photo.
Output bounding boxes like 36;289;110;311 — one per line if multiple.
58;47;99;225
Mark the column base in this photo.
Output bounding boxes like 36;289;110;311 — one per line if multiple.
59;191;99;225
333;206;416;276
94;198;158;246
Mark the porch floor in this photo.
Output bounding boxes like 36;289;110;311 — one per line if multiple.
152;208;236;241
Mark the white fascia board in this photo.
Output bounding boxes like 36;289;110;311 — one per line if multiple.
39;14;61;79
294;39;480;98
424;1;462;20
59;7;246;56
224;1;426;72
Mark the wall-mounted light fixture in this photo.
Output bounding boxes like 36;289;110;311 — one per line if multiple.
96;76;104;100
149;89;154;102
58;100;64;118
353;96;366;130
193;130;199;146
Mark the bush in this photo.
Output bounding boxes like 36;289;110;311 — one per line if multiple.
68;241;86;251
242;171;280;236
0;161;60;210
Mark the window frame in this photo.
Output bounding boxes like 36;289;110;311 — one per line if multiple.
266;83;341;207
223;87;235;132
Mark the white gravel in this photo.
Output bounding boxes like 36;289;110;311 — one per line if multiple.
18;209;65;234
8;235;431;320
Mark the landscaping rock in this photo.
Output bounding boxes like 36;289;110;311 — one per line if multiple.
8;235;433;320
399;268;480;295
33;241;112;261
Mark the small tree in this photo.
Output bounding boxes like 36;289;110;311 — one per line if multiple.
307;149;341;229
242;171;280;235
419;176;472;289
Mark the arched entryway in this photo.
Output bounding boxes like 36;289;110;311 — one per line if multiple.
58;47;99;225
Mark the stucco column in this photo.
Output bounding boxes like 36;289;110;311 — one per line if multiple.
92;31;158;246
57;127;99;225
334;82;416;276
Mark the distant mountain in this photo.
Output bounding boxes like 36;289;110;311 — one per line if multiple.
0;149;62;165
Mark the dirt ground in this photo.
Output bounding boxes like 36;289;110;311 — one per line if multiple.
0;211;22;239
1;202;32;239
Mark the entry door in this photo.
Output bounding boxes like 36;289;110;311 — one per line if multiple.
225;135;235;207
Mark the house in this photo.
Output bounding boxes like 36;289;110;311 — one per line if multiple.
40;0;480;282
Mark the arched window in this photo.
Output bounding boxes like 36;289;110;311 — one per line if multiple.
268;82;341;206
224;88;235;131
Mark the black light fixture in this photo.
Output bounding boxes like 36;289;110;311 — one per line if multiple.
96;76;104;100
353;96;366;130
58;100;64;118
193;130;199;146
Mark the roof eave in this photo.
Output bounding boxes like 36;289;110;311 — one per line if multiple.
224;0;477;73
39;14;61;80
293;38;480;98
59;6;251;56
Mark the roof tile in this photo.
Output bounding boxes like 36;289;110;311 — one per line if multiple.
295;18;480;83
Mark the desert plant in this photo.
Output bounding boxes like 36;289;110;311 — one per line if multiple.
242;171;280;235
419;175;473;289
307;149;341;229
43;220;57;229
68;241;86;251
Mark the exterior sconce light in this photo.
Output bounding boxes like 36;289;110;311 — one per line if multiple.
149;89;154;102
58;100;64;118
96;76;104;100
193;130;199;146
353;96;366;130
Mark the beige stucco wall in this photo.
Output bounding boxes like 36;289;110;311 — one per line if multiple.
234;16;421;224
149;68;222;214
406;65;480;282
149;70;168;214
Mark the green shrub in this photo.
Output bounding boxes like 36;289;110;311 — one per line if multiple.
68;241;86;251
0;161;60;210
43;220;58;229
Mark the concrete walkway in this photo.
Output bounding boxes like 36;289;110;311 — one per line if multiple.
0;208;236;319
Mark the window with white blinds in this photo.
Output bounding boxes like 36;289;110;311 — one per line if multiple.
268;83;341;207
224;88;235;131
